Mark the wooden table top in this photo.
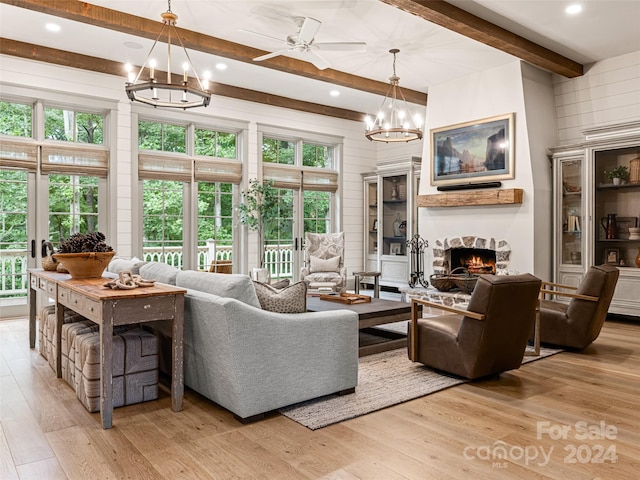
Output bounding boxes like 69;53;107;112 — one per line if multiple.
30;269;185;300
306;296;412;319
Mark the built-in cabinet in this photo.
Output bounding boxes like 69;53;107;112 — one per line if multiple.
551;122;640;317
363;158;421;289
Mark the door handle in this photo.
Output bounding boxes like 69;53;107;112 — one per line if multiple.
294;237;298;250
31;239;36;258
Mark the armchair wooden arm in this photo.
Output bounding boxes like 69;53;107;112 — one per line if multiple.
410;298;485;361
541;281;578;291
539;289;598;302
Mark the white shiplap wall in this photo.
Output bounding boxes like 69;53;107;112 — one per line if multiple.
553;50;640;145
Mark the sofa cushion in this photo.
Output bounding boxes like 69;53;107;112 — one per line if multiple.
309;255;340;273
139;262;179;285
108;257;146;275
176;270;261;308
253;281;307;313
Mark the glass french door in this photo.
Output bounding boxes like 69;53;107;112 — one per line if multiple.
0;168;34;318
263;188;333;282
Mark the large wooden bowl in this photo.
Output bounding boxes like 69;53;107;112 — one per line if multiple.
52;251;115;279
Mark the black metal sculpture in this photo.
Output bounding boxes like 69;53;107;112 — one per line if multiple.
406;234;429;288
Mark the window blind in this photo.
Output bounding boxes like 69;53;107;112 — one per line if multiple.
138;152;192;182
194;158;242;184
263;163;338;192
41;143;109;177
0;139;38;171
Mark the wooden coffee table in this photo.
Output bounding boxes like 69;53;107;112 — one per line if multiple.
306;296;417;356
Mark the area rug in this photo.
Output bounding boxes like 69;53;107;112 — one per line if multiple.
279;346;562;430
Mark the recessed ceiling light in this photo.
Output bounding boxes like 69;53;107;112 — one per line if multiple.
45;23;61;32
330;90;340;97
215;63;227;71
566;4;582;15
124;41;143;49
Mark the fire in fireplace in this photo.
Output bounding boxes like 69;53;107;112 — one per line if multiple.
450;248;496;274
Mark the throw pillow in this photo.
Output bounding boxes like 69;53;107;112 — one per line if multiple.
309;255;340;273
253;281;307;313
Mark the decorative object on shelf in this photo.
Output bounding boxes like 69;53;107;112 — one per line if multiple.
398;220;407;236
364;49;423;143
397;182;407;200
393;212;403;236
604;248;620;266
124;0;211;109
635;247;640;268
390;179;399;200
617;217;638;239
52;231;114;279
41;241;58;271
604;165;630;185
407;234;429;288
601;213;618;239
390;242;402;255
431;113;514;187
372;219;378;232
570;251;581;264
630;153;640;184
629;227;640;241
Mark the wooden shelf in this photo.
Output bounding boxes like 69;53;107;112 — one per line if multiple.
417;188;523;207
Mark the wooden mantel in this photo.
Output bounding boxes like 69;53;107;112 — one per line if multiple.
417;188;523;207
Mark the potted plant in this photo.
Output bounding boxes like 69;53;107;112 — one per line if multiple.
52;231;115;279
236;179;279;275
605;165;630;185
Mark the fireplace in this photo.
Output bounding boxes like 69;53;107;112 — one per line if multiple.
432;236;511;275
450;248;496;274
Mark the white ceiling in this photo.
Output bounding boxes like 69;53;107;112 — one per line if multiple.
1;1;639;115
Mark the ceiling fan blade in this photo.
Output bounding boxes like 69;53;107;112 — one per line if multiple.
314;42;367;52
253;49;291;62
308;51;331;70
239;28;284;44
299;17;321;44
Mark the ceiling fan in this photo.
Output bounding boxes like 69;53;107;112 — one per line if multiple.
242;16;366;70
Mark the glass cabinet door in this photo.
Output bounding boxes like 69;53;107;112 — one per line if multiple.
382;174;408;256
560;158;583;265
366;180;378;258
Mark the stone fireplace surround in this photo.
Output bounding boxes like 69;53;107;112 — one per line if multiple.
400;236;512;307
432;236;512;275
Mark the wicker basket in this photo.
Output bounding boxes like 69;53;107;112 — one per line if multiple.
452;275;479;294
429;274;457;292
630;157;640;184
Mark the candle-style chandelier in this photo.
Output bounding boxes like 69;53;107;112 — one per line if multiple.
124;0;211;109
365;49;423;143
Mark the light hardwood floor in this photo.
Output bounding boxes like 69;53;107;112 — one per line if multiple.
1;316;638;480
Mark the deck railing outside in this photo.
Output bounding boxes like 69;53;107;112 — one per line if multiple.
1;242;294;299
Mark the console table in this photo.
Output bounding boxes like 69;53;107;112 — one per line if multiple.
28;269;186;429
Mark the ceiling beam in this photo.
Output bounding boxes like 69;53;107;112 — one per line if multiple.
0;38;367;122
0;0;427;105
380;0;583;78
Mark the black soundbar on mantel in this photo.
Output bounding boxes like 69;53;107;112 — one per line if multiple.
437;182;502;191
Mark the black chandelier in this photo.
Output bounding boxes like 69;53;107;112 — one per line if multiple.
124;0;211;109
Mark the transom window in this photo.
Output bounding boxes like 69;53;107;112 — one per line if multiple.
44;107;104;144
0;101;32;137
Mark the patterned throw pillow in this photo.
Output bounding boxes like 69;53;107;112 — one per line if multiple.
253;281;307;313
309;255;340;273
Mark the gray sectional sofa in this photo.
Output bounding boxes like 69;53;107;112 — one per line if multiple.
108;260;359;422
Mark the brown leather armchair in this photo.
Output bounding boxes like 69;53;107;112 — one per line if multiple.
538;264;619;350
408;274;542;379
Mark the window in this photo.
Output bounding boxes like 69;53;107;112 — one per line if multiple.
139;120;186;152
260;134;340;280
0;101;32;137
48;174;100;243
44;107;103;144
138;119;243;270
195;128;236;159
143;179;184;267
197;181;234;270
0;169;28;300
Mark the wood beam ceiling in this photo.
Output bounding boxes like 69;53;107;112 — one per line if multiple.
380;0;583;78
1;0;427;105
0;38;366;122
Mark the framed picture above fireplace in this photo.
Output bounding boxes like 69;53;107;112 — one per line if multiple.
430;113;515;186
